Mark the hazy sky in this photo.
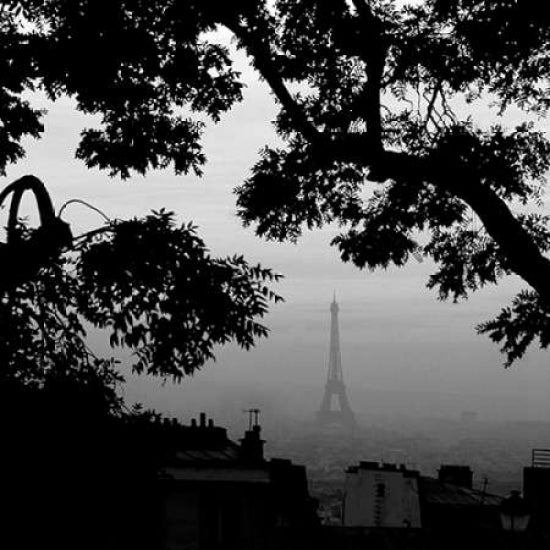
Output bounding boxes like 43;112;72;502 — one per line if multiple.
5;44;550;424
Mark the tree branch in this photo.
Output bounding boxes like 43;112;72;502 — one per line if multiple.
305;132;550;304
227;3;550;308
448;172;550;305
378;150;550;305
350;0;386;151
225;20;321;144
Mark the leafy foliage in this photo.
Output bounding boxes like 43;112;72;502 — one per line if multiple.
0;209;281;383
0;0;244;176
1;1;550;365
76;210;281;379
478;291;550;367
232;0;550;366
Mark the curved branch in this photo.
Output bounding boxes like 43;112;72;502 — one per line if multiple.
378;150;550;305
0;175;56;229
58;199;111;224
307;136;550;304
451;175;550;304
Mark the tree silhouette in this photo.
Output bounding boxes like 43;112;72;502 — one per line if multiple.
2;359;184;549
0;176;281;384
0;7;284;547
0;174;281;547
1;1;550;364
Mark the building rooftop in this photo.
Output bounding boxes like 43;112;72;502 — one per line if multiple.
173;447;240;463
163;467;271;483
419;477;502;507
157;413;266;470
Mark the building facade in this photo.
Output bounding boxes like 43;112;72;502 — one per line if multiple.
343;462;422;528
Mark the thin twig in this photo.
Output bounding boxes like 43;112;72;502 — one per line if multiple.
58;199;111;223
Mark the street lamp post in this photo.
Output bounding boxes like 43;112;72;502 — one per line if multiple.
500;491;530;549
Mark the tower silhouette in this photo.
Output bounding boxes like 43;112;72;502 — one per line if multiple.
316;296;356;429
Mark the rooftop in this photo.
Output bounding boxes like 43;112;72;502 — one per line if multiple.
419;477;502;508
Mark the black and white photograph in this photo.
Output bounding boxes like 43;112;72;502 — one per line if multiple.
2;1;550;548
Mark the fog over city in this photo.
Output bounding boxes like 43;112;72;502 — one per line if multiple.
6;45;550;428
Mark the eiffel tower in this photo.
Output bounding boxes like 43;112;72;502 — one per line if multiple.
316;295;356;429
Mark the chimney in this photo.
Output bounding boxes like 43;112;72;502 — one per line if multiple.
438;465;473;489
240;425;265;464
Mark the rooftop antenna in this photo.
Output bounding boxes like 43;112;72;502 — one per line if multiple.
243;408;261;430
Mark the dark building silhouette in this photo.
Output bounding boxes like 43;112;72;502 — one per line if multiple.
524;448;550;529
160;413;318;550
316;296;356;430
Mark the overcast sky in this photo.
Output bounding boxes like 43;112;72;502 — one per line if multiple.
5;45;550;424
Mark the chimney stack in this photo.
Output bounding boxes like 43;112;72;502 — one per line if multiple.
240;425;265;464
